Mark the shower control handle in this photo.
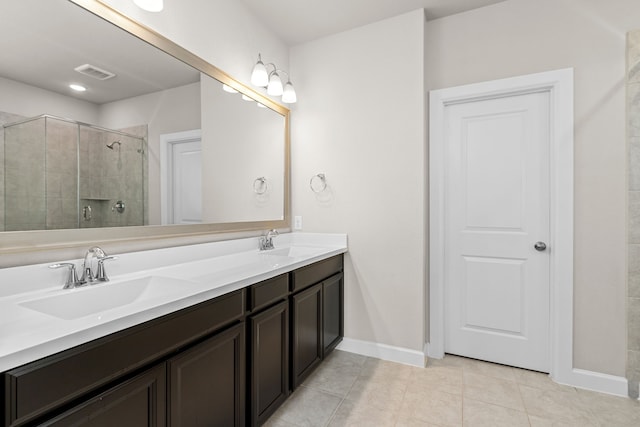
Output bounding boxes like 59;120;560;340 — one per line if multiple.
112;201;125;214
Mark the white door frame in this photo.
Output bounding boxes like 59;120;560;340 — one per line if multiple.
160;129;202;225
428;69;574;383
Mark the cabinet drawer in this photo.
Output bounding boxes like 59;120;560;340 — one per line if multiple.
41;363;166;427
291;255;343;293
247;274;289;313
4;290;245;427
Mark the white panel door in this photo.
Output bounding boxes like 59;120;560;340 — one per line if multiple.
444;91;550;372
171;140;202;224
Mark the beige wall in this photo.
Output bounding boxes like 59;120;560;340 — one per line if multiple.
427;0;637;376
627;29;640;397
290;10;427;352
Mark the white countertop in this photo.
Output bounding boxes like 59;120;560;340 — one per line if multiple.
0;233;347;372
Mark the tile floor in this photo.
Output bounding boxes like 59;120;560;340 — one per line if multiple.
265;350;640;427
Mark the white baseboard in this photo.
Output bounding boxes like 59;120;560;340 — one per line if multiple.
336;338;426;368
553;368;628;397
339;339;628;397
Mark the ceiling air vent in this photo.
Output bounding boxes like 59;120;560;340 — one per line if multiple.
74;64;116;80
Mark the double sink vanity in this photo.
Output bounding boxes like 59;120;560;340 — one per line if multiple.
0;232;347;426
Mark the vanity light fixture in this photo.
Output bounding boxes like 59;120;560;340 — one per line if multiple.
250;53;297;104
69;84;87;92
133;0;163;12
222;84;238;94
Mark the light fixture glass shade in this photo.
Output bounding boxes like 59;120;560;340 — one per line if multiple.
282;81;297;103
267;72;283;96
222;84;238;93
133;0;163;12
241;94;254;102
251;56;269;87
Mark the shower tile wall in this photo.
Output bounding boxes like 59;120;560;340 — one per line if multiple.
2;114;146;231
120;124;148;226
79;126;145;228
0;111;27;231
628;29;640;398
46;119;79;229
3;116;79;231
3;117;47;231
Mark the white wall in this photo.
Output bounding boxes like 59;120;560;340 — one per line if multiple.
0;76;99;123
101;0;289;89
201;77;285;223
290;10;427;352
425;0;637;379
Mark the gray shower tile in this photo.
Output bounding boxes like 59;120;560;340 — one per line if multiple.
629;297;640;351
629;192;640;244
630;86;640;137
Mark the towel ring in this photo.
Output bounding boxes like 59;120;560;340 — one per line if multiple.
310;173;327;193
253;177;268;194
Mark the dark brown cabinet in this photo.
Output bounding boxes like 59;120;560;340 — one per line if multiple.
290;283;323;389
323;273;344;357
2;290;245;427
290;255;344;391
168;323;245;427
42;363;166;427
248;300;289;426
1;255;344;427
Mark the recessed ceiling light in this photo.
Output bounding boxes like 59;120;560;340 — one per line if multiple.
242;94;253;102
133;0;163;12
69;84;87;92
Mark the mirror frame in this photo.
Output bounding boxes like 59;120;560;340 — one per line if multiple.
0;0;290;256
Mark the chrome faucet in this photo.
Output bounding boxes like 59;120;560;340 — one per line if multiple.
258;229;279;251
49;246;117;289
48;262;82;289
81;246;117;283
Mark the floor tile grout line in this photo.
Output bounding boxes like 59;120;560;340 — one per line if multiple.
267;351;638;426
321;354;367;426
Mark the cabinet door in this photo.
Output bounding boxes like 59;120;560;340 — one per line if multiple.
249;301;289;426
323;273;344;357
168;323;245;427
42;363;166;426
291;283;322;390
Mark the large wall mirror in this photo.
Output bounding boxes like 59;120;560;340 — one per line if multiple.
0;0;290;255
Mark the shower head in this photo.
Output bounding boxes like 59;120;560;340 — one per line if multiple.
106;140;121;150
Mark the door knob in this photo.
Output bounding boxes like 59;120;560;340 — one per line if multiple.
534;241;547;251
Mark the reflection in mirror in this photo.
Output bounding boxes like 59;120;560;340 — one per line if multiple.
0;0;288;241
2;115;145;231
201;75;285;223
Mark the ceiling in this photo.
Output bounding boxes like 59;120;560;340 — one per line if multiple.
0;0;199;105
239;0;507;46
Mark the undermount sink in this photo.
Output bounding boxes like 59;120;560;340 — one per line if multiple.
263;246;327;258
19;276;196;320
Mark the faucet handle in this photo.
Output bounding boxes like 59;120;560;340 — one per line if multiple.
96;255;118;282
49;263;82;289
